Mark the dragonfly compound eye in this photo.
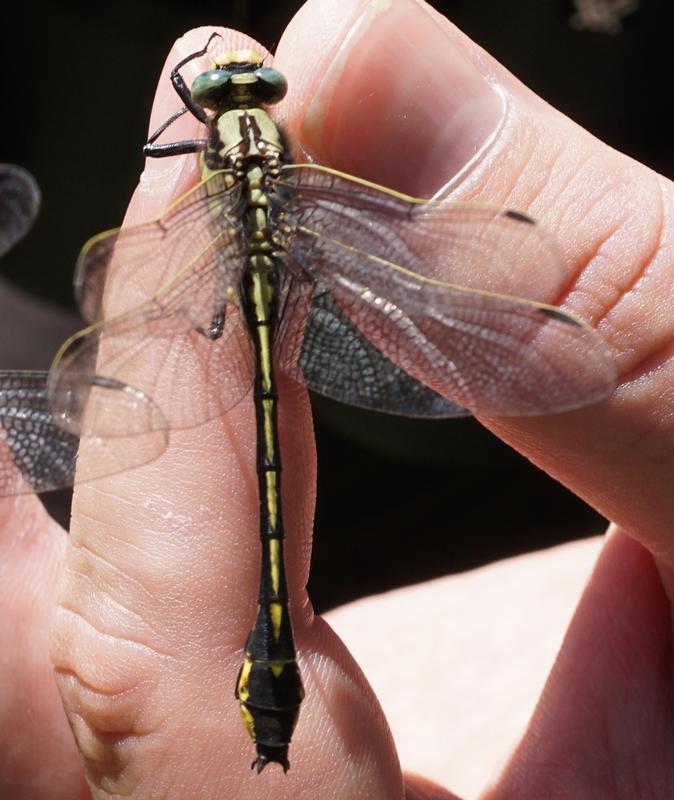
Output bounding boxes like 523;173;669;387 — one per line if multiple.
254;68;288;104
191;69;233;110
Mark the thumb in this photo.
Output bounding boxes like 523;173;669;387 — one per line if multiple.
276;0;674;572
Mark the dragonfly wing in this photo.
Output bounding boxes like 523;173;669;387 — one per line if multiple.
275;165;568;301
54;174;254;436
277;275;467;417
0;371;167;495
75;171;243;323
0;165;40;258
50;233;253;436
276;168;616;417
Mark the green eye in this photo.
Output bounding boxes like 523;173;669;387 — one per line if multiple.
191;69;232;110
254;68;287;103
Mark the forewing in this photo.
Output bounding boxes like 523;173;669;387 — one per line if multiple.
275;167;616;416
51;169;254;436
50;235;253;436
75;171;243;323
275;165;567;301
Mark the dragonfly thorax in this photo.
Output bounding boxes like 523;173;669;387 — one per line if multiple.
206;107;285;176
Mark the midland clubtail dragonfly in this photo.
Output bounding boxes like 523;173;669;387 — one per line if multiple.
0;35;616;772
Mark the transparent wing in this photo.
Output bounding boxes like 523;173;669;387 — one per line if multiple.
0;371;167;495
275;165;568;300
274;166;616;416
0;165;40;258
277;275;466;417
74;171;243;323
50;198;254;436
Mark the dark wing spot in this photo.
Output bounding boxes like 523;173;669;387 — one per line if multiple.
537;306;582;327
502;209;535;225
92;375;128;391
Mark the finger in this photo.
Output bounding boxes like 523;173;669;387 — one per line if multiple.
275;0;674;572
0;497;87;799
404;774;464;800
276;0;505;197
50;26;400;800
484;529;674;798
327;537;603;796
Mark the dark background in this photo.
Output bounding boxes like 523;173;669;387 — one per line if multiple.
0;0;668;611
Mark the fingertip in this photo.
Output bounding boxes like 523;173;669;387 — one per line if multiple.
274;0;369;112
132;27;271;223
276;0;505;196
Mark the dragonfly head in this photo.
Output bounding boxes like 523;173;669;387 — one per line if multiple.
191;51;287;112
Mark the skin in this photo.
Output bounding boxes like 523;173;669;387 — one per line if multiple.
1;0;673;797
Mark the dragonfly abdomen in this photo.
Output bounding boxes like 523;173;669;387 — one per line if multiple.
234;154;303;773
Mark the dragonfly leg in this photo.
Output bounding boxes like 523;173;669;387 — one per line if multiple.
144;106;190;146
168;32;223;124
144;32;222;156
143;138;207;158
195;311;225;340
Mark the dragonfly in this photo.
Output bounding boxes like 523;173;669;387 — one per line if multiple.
0;35;616;773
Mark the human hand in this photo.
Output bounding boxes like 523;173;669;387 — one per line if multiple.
2;0;673;798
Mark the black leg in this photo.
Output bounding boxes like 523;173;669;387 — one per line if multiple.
169;32;223;124
142;32;222;159
196;311;225;340
146;106;190;147
143;139;207;158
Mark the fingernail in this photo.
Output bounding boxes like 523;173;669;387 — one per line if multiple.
299;0;505;197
